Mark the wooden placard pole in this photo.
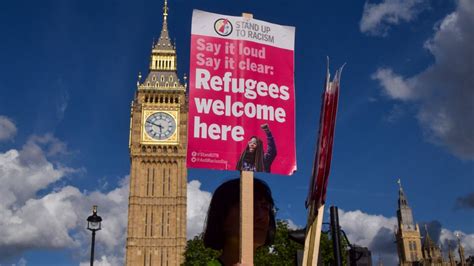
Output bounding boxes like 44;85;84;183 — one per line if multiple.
240;170;254;265
302;203;325;265
239;12;255;266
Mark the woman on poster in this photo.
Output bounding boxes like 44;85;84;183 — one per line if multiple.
236;124;276;173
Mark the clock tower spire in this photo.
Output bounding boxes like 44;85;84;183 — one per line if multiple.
395;179;423;265
126;0;187;265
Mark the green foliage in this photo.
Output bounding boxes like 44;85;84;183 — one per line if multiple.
183;220;348;265
254;220;303;265
183;234;220;266
319;231;349;266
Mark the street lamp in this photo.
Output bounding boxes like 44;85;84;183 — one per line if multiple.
87;205;102;266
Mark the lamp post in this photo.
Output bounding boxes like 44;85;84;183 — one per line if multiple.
87;205;102;266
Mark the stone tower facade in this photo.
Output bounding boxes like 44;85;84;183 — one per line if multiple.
421;227;443;265
125;1;187;265
395;180;424;265
394;181;471;266
457;234;467;266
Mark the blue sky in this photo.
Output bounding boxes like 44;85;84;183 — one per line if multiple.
0;0;472;265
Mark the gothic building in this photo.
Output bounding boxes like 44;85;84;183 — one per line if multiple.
125;1;188;265
395;180;470;266
395;180;424;265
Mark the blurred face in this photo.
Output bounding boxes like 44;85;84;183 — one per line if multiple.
223;205;240;246
223;196;271;248
248;138;258;153
254;196;271;247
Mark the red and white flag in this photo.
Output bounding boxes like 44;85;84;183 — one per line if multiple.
307;61;343;208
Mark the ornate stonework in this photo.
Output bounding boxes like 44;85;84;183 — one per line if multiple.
395;180;424;265
394;180;470;266
125;1;188;265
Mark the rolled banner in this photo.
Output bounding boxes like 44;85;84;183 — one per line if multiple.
307;62;343;209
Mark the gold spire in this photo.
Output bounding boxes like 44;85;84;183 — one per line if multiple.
423;224;434;247
154;0;173;50
163;0;168;22
147;0;176;73
398;178;409;207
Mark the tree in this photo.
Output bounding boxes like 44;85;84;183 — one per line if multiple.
183;220;347;265
183;234;220;265
254;220;304;265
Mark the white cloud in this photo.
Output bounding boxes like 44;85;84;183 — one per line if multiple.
371;68;416;100
0;136;73;210
439;229;474;259
360;0;427;36
0;116;17;141
286;219;301;230
186;180;212;239
0;133;129;264
340;209;399;264
0;133;215;264
339;209;474;264
2;135;473;266
372;0;474;160
339;210;397;249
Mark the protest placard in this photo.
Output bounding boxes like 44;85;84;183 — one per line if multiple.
187;10;296;175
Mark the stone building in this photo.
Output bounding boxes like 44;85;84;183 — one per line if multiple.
395;180;470;266
125;1;188;265
395;180;424;265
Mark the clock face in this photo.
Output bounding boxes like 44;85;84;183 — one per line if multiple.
144;112;177;140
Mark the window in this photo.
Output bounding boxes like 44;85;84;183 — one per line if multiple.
167;211;170;235
146;168;150;196
161;209;165;236
163;168;166;196
144;208;148;236
150;211;154;236
151;168;155;196
169;76;173;82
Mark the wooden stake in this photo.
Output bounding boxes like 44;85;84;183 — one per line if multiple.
242;13;253;20
239;13;254;264
240;170;254;265
302;204;325;265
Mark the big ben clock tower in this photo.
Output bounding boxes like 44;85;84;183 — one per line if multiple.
126;1;187;265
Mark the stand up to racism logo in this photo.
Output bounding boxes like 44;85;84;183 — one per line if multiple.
214;18;233;36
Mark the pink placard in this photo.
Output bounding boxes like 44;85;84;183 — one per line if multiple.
187;10;296;175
